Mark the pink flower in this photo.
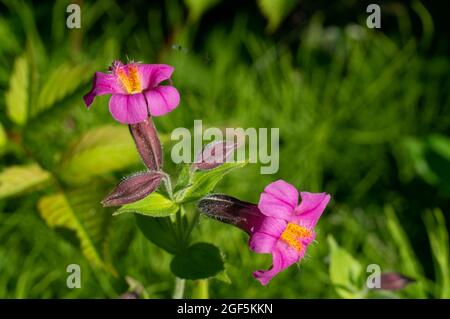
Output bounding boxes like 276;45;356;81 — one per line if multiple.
250;180;330;285
198;180;330;285
83;60;180;124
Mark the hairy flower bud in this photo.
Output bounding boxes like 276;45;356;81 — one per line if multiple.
129;117;162;171
198;194;263;234
102;171;163;207
193;140;237;171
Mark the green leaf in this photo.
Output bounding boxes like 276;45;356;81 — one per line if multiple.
170;243;224;280
423;209;450;298
114;192;179;217
33;62;95;116
5;55;29;125
0;164;52;199
38;186;115;273
257;0;299;32
59;125;140;185
135;214;180;254
328;235;363;299
0;122;7;148
385;206;427;298
175;162;246;203
184;0;220;23
174;164;192;193
215;269;232;284
403;134;450;192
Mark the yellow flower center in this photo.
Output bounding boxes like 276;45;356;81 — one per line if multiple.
280;223;314;252
116;65;141;94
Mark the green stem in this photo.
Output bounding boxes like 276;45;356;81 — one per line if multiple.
183;209;200;245
172;277;185;299
162;173;174;200
192;279;209;299
176;208;185;250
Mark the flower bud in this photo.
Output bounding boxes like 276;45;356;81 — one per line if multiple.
380;272;415;291
102;171;163;207
193;140;237;171
129;117;162;171
198;194;263;234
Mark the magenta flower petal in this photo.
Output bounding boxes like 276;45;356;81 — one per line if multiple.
249;232;277;254
293;192;331;228
83;72;124;107
252;216;287;237
144;86;180;116
253;241;302;286
198;180;331;286
109;93;148;124
258;180;299;220
138;64;174;89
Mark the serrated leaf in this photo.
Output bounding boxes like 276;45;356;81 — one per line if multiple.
328;235;363;299
258;0;298;32
33;62;94;116
175;162;246;203
0;164;52;199
5;55;29;125
38;186;114;272
60;125;140;185
114;192;179;217
174;164;191;193
170;243;224;280
135;214;180;254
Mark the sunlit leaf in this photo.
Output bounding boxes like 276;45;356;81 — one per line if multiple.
33;62;95;116
59;125;140;185
114;192;179;217
174;164;191;193
257;0;298;32
5;55;29;125
0;164;51;199
37;186;115;273
0;122;7;148
184;0;220;23
175;162;246;203
328;235;363;298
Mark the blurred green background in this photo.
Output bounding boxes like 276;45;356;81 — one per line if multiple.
0;0;449;298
